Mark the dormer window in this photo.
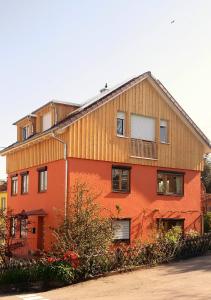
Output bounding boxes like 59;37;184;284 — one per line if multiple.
22;125;31;141
42;112;52;131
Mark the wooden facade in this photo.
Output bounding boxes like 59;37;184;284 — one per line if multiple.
5;78;209;173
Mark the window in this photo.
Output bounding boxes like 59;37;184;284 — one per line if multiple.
157;218;184;233
157;171;184;196
112;166;130;193
38;167;47;192
1;197;6;210
21;172;29;194
42;112;52;131
10;217;16;237
117;112;125;136
112;219;130;242
131;114;155;141
160;120;168;143
20;218;27;238
22;125;31;140
11;175;18;196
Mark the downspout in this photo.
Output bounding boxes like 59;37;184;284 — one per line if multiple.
51;132;68;221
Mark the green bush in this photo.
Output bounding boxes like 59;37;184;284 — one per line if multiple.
204;213;211;233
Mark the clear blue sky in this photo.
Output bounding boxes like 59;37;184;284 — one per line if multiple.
0;0;211;179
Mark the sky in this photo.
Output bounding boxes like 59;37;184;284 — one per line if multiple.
0;0;211;179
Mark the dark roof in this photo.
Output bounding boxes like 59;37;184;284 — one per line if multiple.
1;71;210;154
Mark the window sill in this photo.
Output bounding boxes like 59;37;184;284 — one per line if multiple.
160;142;170;145
112;190;130;194
157;193;184;197
11;194;18;197
38;190;47;194
21;192;29;196
117;135;129;139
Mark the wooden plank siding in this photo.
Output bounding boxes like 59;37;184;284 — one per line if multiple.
6;78;206;173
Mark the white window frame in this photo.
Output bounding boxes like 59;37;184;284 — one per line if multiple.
42;112;52;131
117;112;125;137
1;197;6;210
160;120;168;144
112;219;130;242
131;114;156;141
22;125;31;140
21;172;29;194
38;168;48;192
11;176;18;196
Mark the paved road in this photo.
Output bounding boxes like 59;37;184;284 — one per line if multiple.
2;255;211;300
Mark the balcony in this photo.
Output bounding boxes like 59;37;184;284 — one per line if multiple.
130;138;158;160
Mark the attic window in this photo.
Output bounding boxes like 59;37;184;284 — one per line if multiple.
42;112;52;131
22;125;31;140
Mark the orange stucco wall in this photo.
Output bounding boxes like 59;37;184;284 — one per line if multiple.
7;158;202;254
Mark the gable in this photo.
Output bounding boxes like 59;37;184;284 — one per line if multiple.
68;78;207;171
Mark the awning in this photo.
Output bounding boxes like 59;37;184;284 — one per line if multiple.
16;209;47;218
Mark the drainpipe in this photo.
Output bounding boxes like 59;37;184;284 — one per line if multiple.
51;132;68;221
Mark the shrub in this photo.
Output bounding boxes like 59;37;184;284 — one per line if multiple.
204;212;211;233
52;181;114;277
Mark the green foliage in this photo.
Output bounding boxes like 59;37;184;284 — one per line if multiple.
52;181;114;270
202;157;211;193
0;260;75;285
204;212;211;233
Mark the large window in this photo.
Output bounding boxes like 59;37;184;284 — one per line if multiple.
160;120;168;143
38;167;48;192
157;218;184;233
157;171;184;196
42;112;52;131
21;172;29;194
112;166;130;193
131;114;155;141
117;112;125;136
112;219;130;242
11;175;18;196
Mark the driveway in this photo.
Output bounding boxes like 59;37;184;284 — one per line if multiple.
2;255;211;300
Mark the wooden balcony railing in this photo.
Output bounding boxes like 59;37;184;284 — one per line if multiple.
130;138;158;159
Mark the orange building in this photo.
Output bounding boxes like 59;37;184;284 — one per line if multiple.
1;72;211;254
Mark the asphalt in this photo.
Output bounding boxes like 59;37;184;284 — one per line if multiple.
2;255;211;300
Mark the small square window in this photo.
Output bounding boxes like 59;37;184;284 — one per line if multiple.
11;175;18;196
38;167;48;192
117;112;125;136
112;166;130;193
157;171;184;196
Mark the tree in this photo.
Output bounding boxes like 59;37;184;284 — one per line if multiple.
52;181;114;261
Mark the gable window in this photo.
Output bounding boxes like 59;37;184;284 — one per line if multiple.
157;171;184;196
42;112;52;131
131;114;155;141
160;120;168;143
22;125;30;141
38;167;47;192
1;197;6;210
112;166;130;193
112;219;130;242
11;175;18;196
21;172;29;194
117;112;125;136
